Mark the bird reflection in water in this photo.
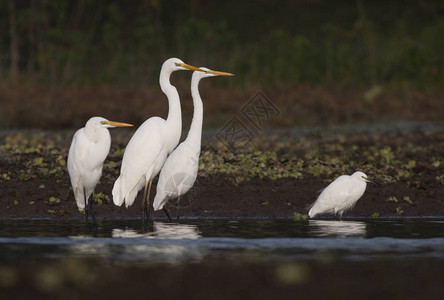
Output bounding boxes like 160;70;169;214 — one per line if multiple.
112;222;201;239
69;222;203;264
309;220;366;238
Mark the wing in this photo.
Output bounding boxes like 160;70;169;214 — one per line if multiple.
113;117;166;206
68;128;111;210
153;142;199;210
121;117;166;179
67;129;88;209
309;175;349;217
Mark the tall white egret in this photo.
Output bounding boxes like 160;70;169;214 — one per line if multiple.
153;67;234;219
308;171;380;219
67;116;133;225
112;58;205;223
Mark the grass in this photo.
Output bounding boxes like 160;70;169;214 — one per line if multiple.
0;126;442;187
0;124;442;218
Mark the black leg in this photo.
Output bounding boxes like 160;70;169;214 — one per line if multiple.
163;207;172;222
83;188;89;224
89;193;97;228
141;181;150;229
176;196;181;221
145;181;152;224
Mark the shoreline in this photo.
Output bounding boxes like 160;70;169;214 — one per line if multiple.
1;125;442;220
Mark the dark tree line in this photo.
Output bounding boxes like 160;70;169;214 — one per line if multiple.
1;0;443;87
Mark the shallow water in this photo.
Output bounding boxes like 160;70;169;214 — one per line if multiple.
1;219;444;266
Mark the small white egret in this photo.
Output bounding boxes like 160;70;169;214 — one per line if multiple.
153;67;234;219
67;116;133;225
308;171;380;219
112;58;205;224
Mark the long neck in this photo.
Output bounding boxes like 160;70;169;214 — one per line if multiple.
85;126;102;143
159;68;182;151
185;75;203;148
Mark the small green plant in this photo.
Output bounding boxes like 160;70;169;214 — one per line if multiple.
113;148;126;159
32;157;46;167
94;192;110;205
46;197;61;206
396;207;404;215
396;169;412;179
261;201;269;206
13;200;19;206
46;209;67;216
293;212;308;221
379;147;394;165
1;173;11;181
386;196;398;203
403;196;413;205
57;158;66;167
370;212;380;219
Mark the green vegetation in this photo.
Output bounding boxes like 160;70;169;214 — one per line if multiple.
198;130;443;186
370;212;380;219
94;192;111;205
403;196;413;205
0;1;442;88
0;126;442;217
0;127;441;188
293;213;309;222
386;196;398;203
46;197;61;206
46;209;68;216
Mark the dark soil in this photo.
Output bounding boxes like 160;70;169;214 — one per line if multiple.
0;124;443;220
0;173;443;220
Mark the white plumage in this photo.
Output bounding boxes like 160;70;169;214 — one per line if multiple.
112;58;205;218
67;117;133;213
308;171;378;219
153;67;234;214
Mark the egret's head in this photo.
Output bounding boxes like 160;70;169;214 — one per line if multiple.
162;57;205;73
86;117;133;129
193;67;235;80
353;171;380;185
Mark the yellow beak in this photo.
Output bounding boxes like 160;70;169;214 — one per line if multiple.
205;69;235;76
176;63;206;72
101;121;134;127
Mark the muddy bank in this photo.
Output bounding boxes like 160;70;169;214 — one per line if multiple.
0;174;443;220
0;123;443;219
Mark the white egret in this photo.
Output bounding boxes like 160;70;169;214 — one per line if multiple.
112;58;205;223
67;116;133;225
153;67;234;219
308;171;380;219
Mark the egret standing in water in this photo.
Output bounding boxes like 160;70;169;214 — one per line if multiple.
112;58;205;224
68;117;133;226
153;67;234;219
308;171;380;219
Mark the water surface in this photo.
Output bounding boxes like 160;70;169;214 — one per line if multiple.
1;219;444;265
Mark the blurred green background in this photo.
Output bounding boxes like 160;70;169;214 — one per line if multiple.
0;0;442;128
